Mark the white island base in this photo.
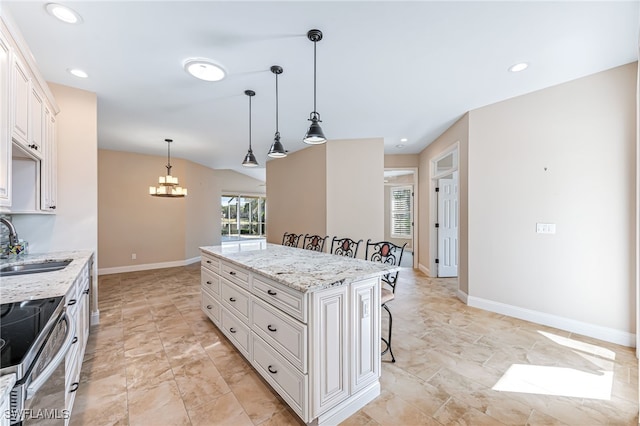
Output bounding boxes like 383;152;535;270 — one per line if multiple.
199;244;397;425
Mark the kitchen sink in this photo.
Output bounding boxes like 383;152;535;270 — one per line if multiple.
0;259;72;277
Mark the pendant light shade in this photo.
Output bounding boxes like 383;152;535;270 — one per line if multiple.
303;29;326;145
268;65;287;158
242;90;259;167
149;139;187;197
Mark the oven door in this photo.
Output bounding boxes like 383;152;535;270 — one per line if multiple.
21;312;75;425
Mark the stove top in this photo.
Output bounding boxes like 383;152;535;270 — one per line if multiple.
0;296;64;379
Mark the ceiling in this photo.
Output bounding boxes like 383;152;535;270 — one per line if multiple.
3;1;638;181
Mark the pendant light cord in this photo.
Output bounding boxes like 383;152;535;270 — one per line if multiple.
248;95;252;150
166;139;172;174
275;71;279;134
313;40;317;114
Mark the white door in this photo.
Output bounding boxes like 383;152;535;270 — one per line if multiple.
437;178;458;277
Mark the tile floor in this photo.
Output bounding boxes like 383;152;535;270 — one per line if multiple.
70;264;638;425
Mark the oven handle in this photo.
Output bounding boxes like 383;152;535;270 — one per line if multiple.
25;313;75;400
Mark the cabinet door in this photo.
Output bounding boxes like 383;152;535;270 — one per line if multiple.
40;107;57;211
311;285;348;417
11;55;29;146
350;278;380;393
0;32;10;207
29;87;43;154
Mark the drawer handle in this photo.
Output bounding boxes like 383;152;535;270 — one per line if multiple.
206;281;212;285
229;271;237;276
83;289;89;295
229;297;236;302
229;327;236;334
67;299;77;306
267;289;277;296
206;305;213;310
267;324;277;332
69;382;79;393
267;365;277;374
72;336;78;344
206;260;212;264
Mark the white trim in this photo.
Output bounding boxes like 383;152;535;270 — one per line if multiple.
417;263;431;277
313;381;380;426
468;295;636;348
456;290;468;304
90;310;100;326
98;256;200;275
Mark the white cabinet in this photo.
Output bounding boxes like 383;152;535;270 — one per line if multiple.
64;256;92;426
29;86;44;155
200;249;382;425
40;107;57;211
11;54;29;150
0;31;10;208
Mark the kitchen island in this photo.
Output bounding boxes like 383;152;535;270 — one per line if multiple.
199;244;397;425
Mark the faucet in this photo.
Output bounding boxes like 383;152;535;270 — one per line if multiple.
0;217;18;248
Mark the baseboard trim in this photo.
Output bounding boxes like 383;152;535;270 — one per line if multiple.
90;310;100;326
456;290;468;304
98;256;201;276
467;295;636;348
418;263;431;277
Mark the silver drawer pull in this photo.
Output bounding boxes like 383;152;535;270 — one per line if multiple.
206;305;213;310
67;299;77;306
229;271;237;276
206;260;212;264
268;365;277;374
267;289;277;296
229;297;236;302
229;327;236;333
267;324;277;332
72;337;78;344
69;382;79;393
206;281;212;285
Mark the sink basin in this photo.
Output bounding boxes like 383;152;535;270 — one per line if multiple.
0;260;72;277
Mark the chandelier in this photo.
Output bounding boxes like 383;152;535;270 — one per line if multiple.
149;138;187;197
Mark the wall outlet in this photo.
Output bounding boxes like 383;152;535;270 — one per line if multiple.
536;223;556;234
131;253;137;260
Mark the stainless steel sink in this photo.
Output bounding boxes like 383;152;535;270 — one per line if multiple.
0;260;72;277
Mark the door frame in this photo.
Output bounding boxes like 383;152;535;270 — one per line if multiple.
383;167;418;268
429;143;459;277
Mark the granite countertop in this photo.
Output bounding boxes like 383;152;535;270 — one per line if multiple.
200;244;398;292
0;373;15;406
0;251;94;303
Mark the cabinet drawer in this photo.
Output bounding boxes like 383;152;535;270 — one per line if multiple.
221;308;250;359
252;335;307;420
252;275;307;323
201;290;220;326
221;278;251;324
201;267;220;298
251;298;307;373
220;261;249;290
201;252;220;273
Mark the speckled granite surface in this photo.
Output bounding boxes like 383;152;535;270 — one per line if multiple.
200;244;398;292
0;251;93;303
0;373;15;408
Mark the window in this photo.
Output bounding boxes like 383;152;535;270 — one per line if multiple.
391;186;412;238
221;194;266;238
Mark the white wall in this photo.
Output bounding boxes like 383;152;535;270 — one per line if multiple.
467;63;637;345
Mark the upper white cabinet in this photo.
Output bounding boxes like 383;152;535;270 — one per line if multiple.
0;30;11;208
1;14;58;213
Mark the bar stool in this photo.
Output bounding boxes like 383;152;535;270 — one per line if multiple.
365;240;406;363
302;234;327;252
329;237;363;258
282;232;302;248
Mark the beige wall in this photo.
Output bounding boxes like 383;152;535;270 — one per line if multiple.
266;138;385;257
418;114;469;293
326;138;384;258
266;145;327;245
467;63;637;338
98;151;264;271
385;154;419;168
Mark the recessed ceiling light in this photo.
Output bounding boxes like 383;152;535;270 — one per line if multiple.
400;138;408;142
68;68;88;78
184;59;226;82
509;62;529;73
45;3;82;24
396;144;405;149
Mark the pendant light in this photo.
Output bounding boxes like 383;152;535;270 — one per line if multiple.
303;29;326;145
268;65;287;158
149;139;187;197
242;90;258;167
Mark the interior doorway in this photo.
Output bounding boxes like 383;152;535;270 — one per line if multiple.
384;168;418;268
430;144;459;277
